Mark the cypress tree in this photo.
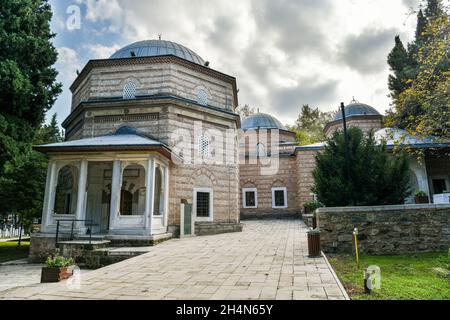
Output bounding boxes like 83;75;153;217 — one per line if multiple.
387;36;411;102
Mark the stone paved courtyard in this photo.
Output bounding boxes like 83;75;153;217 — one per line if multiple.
0;220;348;300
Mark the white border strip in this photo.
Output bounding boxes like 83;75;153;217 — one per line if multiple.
321;251;351;300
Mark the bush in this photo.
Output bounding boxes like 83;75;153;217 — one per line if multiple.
415;190;427;197
45;255;74;268
303;200;324;213
313;127;411;207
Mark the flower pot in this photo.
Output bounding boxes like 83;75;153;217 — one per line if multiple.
40;267;73;283
415;196;429;204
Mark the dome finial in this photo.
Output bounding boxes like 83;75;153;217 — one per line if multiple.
158;34;162;40
350;96;359;104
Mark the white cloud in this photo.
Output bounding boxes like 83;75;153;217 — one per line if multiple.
52;0;421;126
83;43;121;59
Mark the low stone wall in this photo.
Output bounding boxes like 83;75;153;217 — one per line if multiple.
318;204;450;255
195;222;243;236
29;233;59;262
241;212;301;220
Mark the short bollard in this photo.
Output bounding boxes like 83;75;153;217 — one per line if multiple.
307;229;321;258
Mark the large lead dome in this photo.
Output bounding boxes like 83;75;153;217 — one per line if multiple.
242;113;286;131
333;102;380;121
110;40;206;65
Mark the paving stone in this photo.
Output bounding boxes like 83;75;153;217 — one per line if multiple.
0;220;347;300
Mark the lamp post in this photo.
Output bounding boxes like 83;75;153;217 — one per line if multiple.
341;102;351;204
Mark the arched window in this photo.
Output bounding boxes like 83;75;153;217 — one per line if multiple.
119;164;146;215
196;89;208;106
198;135;210;157
123;81;137;99
257;143;266;157
54;165;78;215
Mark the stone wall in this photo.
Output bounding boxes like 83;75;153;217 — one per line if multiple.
317;204;450;254
29;233;58;262
296;150;318;209
324;117;383;138
72;62;235;111
239;156;300;219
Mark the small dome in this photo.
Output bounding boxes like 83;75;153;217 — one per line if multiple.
242;113;286;131
110;40;206;65
333;102;381;121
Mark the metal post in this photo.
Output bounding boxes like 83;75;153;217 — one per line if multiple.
340;102;352;204
70;220;75;240
55;220;60;245
353;227;360;269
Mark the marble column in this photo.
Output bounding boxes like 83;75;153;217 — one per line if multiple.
41;160;57;232
145;158;155;233
75;160;88;232
163;165;169;228
109;160;122;231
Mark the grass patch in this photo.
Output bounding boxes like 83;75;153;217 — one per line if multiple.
328;251;450;300
0;240;30;263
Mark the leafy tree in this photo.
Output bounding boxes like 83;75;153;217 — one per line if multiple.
237;104;256;118
386;0;449;139
312;127;411;207
387;36;414;104
287;105;334;145
0;116;62;233
0;0;61;174
34;113;64;145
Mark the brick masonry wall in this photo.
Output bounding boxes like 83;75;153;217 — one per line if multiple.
317;204;450;254
296;150;319;209
239;156;300;218
325;118;383;138
72;62;235;111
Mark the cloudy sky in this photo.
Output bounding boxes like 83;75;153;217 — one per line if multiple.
49;0;422;126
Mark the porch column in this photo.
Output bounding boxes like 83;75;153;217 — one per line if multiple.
109;160;122;231
145;158;155;233
75;159;88;231
41;160;57;232
163;165;169;228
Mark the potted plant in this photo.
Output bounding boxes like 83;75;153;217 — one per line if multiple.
41;256;75;283
303;200;324;214
414;191;429;204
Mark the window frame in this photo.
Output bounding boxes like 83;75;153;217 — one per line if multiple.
242;188;258;209
272;187;288;209
197;135;210;157
123;81;137;100
193;187;213;222
196;89;209;106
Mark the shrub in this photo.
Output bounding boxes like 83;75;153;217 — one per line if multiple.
415;190;427;197
313;127;411;207
45;255;74;268
303;200;324;213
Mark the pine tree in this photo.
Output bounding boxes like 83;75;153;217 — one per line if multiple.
312;127;411;207
415;10;427;42
0;0;61;174
424;0;444;19
387;36;412;103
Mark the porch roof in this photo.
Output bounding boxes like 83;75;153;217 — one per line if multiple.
33;132;175;159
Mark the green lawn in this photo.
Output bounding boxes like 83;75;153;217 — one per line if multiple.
328;251;450;300
0;240;30;263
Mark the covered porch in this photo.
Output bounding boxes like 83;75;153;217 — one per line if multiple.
35;128;173;239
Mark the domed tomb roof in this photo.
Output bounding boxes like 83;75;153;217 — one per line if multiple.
242;113;286;131
110;40;206;65
333;101;381;121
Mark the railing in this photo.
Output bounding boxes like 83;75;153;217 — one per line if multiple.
55;219;99;245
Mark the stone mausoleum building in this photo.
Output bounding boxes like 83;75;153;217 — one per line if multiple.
33;40;241;255
239;100;450;218
32;39;450;257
